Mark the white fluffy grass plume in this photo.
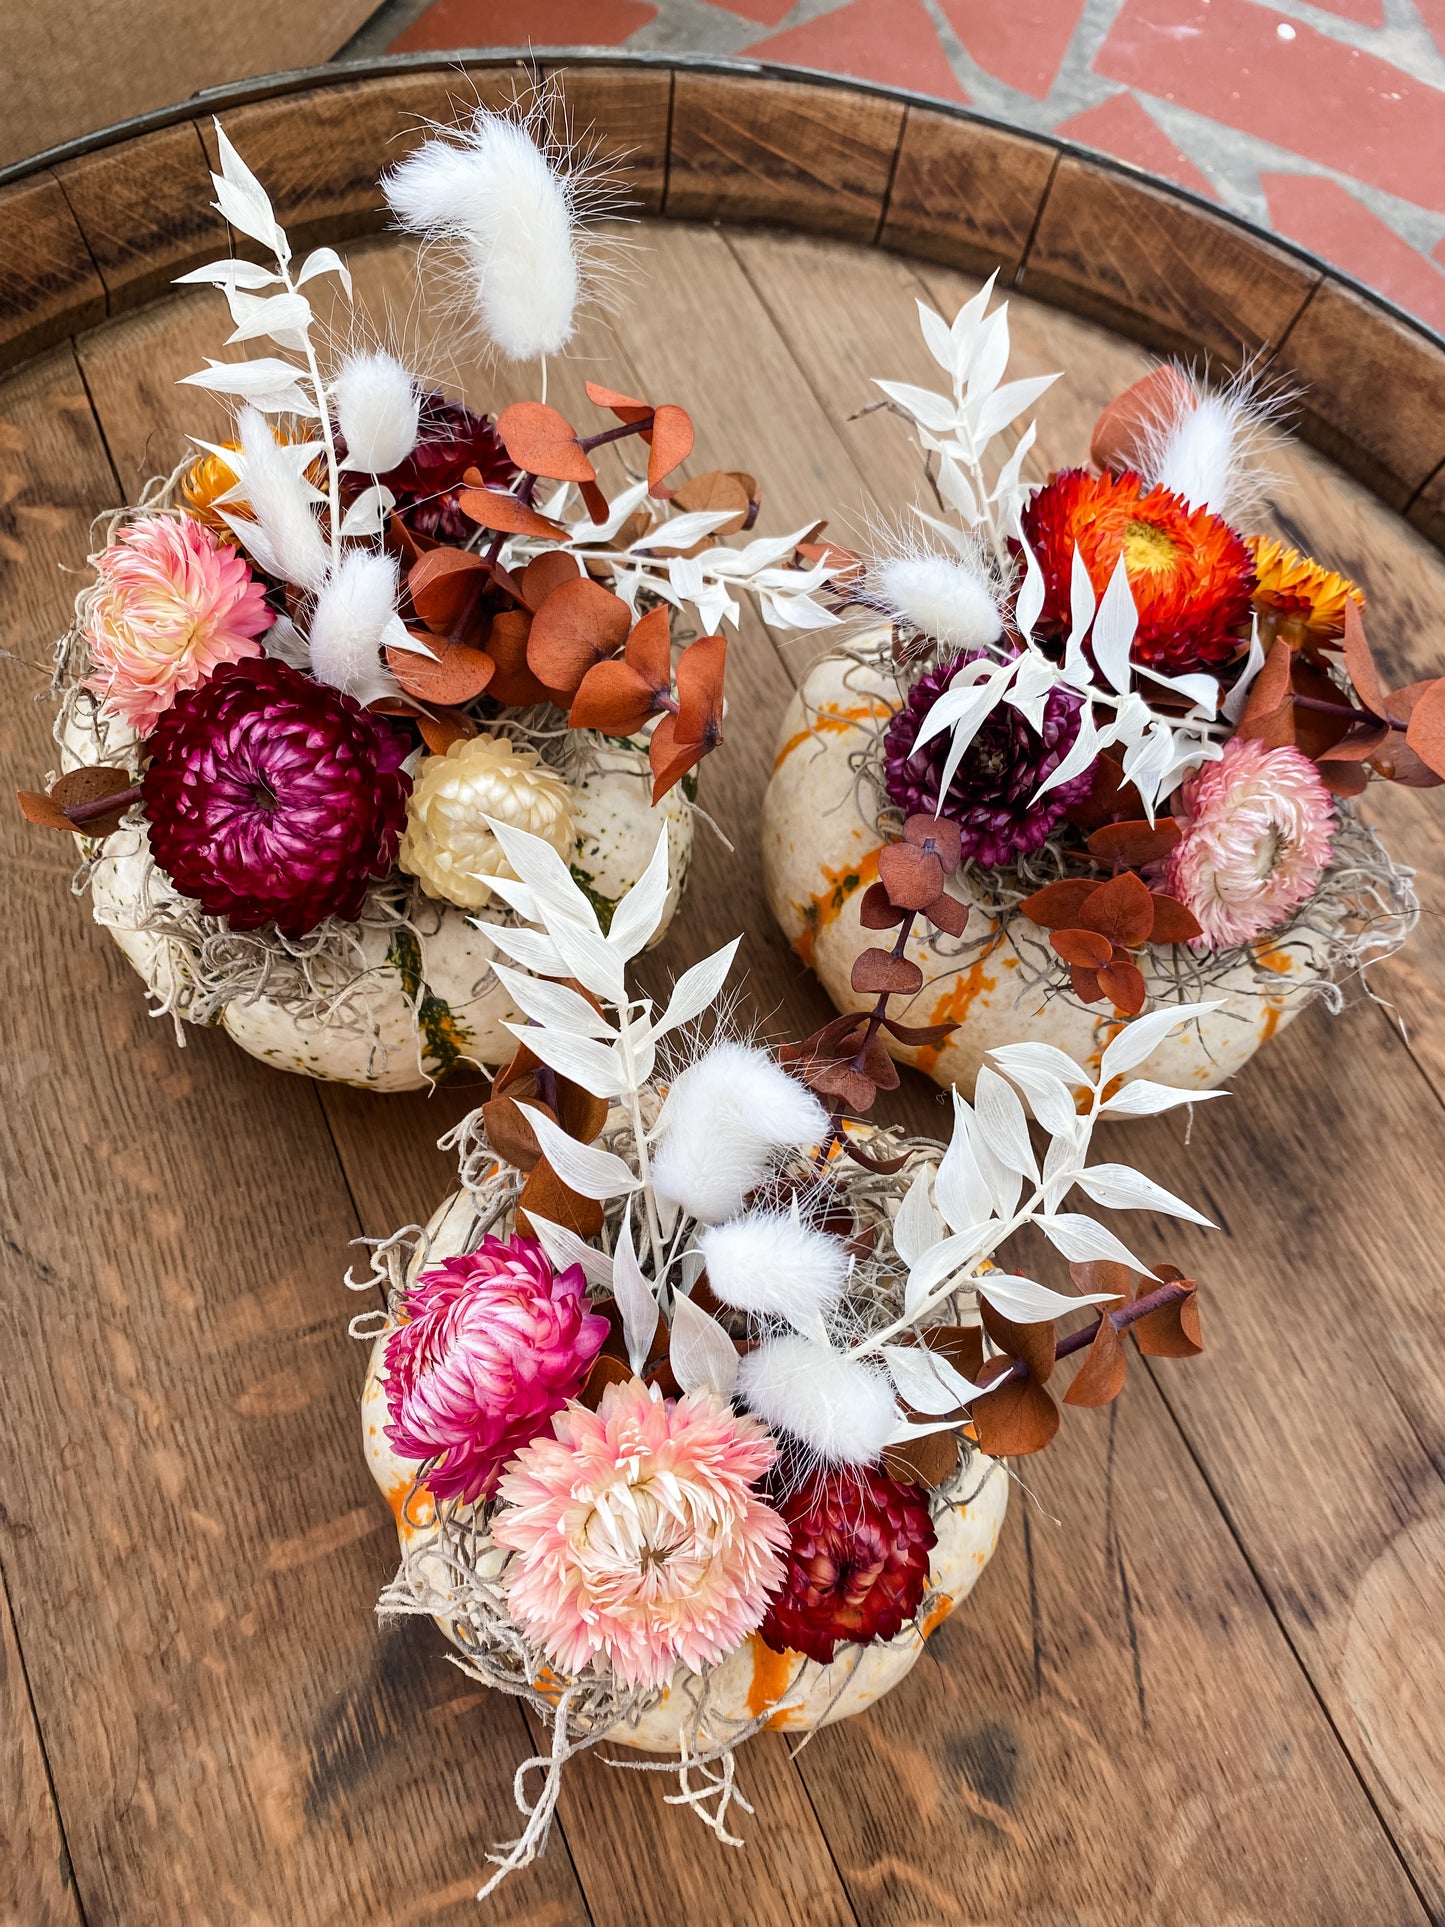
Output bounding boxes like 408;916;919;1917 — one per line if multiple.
1131;363;1289;525
222;405;329;593
872;543;1003;654
699;1211;849;1334
383;102;621;364
333;350;420;474
736;1336;898;1467
651;1042;830;1227
307;549;399;704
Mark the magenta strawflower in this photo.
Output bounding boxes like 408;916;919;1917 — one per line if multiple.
492;1379;788;1690
383;1236;608;1505
370;395;516;541
1161;736;1335;949
85;513;270;732
759;1463;937;1666
884;649;1094;866
141;657;410;937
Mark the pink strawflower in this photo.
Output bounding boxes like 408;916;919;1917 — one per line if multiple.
382;1236;608;1504
86;514;270;733
1162;736;1335;949
492;1379;789;1691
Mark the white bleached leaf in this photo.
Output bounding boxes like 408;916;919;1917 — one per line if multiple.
1137;662;1220;717
226;291;311;345
1041;1129;1078;1211
1102;1078;1227;1118
1065;542;1096;684
480;921;570;981
653;939;740;1040
490;962;615;1038
994;1062;1081;1142
604;828;669;961
974;1065;1039;1182
935;1092;995;1232
971;372;1058;444
883;1344;980;1415
990;1040;1089;1088
297;245;352;296
916;300;956;374
1031;705;1101;803
1222;620;1266;725
505;1023;625;1099
670;1289;740;1399
517;1104;638;1201
629;509;739;553
1038;1213;1156;1278
211;122;286;257
874;378;958;432
902;1231;988;1320
1004;651;1060;735
569;477;650;545
547;917;627;1006
339;484;396;537
891;1164;941;1270
990;419;1037;506
1073;1163;1214;1226
482;816;599;931
1091;553;1139;695
1015;536;1046;641
937;455;980;525
174;258;280;290
180;358;312;412
978;1272;1121;1322
966;305;1011;402
1100;1001;1225;1083
613;1210;659;1375
523;1212;615;1294
759;585;839;631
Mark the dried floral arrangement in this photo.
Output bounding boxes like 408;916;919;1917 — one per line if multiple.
20;99;839;1091
351;812;1215;1898
763;279;1437;1097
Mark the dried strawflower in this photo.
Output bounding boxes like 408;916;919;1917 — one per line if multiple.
141;657;409;935
382;1235;607;1504
398;734;575;910
180;445;240;530
1161;735;1335;949
1022;468;1255;673
372;395;516;541
759;1463;937;1666
85;514;270;733
1248;535;1363;647
492;1378;788;1690
884;650;1094;866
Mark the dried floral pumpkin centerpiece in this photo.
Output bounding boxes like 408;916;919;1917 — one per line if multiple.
763;281;1436;1099
352;814;1215;1898
22;100;841;1093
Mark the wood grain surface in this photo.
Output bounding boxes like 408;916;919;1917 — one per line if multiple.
2;216;1442;1927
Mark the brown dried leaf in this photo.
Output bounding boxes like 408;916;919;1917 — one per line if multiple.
807;1060;877;1112
851;949;924;996
456;487;567;539
859;881;907;929
580;1352;636;1410
570;659;662;737
878;840;944;910
1146;893;1203;945
1404;678;1445;778
670;469;752;537
1341;597;1388;717
904;813;964;871
1098;959;1148;1015
1076;872;1155;947
1092;364;1195;473
880;1015;958;1047
1063;1312;1127;1406
1319;759;1372;797
883;1428;960;1489
971;1373;1061;1457
482;1092;544;1172
1070;964;1105;1003
517;1158;604;1240
1132;1280;1203;1357
496;401;596;484
527;578;632;699
1236;638;1295;744
584;380;651;425
980;1300;1056;1382
1020;877;1097;929
1068;1260;1131;1305
1087;817;1180;868
32;766;136;836
408;547;490;636
486;609;553;708
647;404;695;495
923;1323;985;1381
520;550;583;613
417;707;478;755
16;788;76;832
1050;927;1114;969
387;637;495;706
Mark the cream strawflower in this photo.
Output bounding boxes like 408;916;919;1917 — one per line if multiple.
85;513;270;733
1163;735;1335;949
492;1379;788;1691
398;734;575;909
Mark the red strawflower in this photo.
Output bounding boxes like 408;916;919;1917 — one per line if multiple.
374;396;517;541
141;657;410;937
759;1463;937;1665
1021;468;1255;673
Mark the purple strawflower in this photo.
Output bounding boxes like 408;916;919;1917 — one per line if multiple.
141;657;411;937
372;395;517;542
883;650;1095;868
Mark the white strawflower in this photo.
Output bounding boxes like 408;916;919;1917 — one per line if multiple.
399;736;575;909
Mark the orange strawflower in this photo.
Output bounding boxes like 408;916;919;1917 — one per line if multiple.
1021;468;1256;673
180;444;241;531
1247;535;1363;646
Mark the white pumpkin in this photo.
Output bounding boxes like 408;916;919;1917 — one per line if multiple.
762;651;1335;1100
361;1187;1008;1753
59;700;692;1091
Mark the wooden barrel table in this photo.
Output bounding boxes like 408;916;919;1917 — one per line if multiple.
3;55;1444;1927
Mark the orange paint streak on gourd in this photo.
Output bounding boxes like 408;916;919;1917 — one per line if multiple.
921;1594;955;1639
1253;941;1295;975
1259;1004;1282;1044
746;1634;803;1723
913;940;1003;1074
793;848;882;970
773;700;894;773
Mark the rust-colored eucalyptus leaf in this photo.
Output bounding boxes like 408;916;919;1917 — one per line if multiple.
881;1015;958;1047
570;659;663;737
584;380;651;424
1147;893;1203;945
1404;678;1445;778
647;714;707;804
580;1352;636;1409
1132;1277;1204;1357
497;401;596;484
520;550;583;613
980;1299;1057;1382
883;1428;960;1489
1091;364;1194;473
1318;759;1372;797
924;890;969;938
851;949;924;996
1050;927;1114;969
807;1060;877;1112
674;633;726;747
647;404;695;495
1064;1312;1127;1406
1077;871;1155;948
31;765;137;836
482;1091;545;1172
16;788;76;832
1020;877;1096;929
527;577;632;699
669;469;752;536
408;547;490;635
517;1157;604;1239
1235;637;1295;744
878;840;944;910
387;637;495;706
1068;1260;1131;1304
1341;598;1388;717
1069;964;1104;1003
1087;817;1180;868
1097;958;1148;1015
923;1323;985;1382
971;1373;1061;1457
860;881;907;929
486;608;553;708
456;487;567;539
417;707;478;755
903;813;964;871
624;604;673;687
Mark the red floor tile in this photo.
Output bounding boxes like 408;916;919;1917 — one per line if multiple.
1095;0;1445;216
695;0;795;23
1056;90;1218;199
743;0;969;104
1414;0;1445;63
1263;170;1445;334
390;0;656;51
1305;0;1384;21
937;0;1087;100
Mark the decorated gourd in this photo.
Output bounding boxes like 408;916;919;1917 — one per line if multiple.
349;815;1218;1898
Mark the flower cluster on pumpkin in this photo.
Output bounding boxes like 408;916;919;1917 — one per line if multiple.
373;815;1211;1693
843;298;1445;1015
20;111;841;938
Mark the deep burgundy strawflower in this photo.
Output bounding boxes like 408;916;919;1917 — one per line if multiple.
759;1463;937;1665
142;657;411;937
884;650;1095;868
373;395;517;541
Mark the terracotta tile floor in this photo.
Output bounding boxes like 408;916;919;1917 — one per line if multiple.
349;0;1445;336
